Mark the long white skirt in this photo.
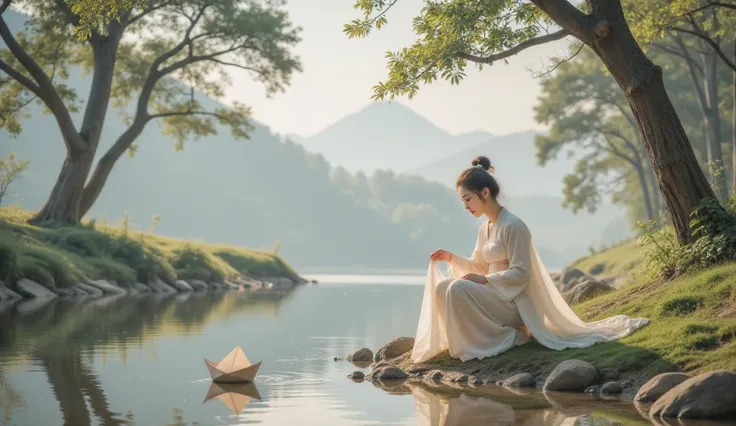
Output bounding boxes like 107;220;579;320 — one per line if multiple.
428;277;531;362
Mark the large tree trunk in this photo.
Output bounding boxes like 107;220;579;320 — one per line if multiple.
79;118;147;217
29;36;119;225
703;49;728;199
645;160;662;218
577;0;719;244
29;149;95;224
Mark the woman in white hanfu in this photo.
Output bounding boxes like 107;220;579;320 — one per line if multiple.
412;155;649;364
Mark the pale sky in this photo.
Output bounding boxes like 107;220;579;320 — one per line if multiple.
223;0;574;138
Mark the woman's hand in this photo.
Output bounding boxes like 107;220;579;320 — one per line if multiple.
462;273;487;285
430;249;453;262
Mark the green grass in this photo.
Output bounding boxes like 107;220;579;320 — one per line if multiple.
0;205;301;291
571;238;646;279
407;260;736;391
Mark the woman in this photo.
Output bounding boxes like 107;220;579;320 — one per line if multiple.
411;156;649;363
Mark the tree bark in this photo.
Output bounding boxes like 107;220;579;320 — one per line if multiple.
79;118;147;217
29;148;95;224
29;35;119;225
552;0;719;244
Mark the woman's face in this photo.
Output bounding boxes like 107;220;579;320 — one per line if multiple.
457;186;488;218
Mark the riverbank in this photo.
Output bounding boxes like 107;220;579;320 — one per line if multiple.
0;206;307;302
342;256;736;419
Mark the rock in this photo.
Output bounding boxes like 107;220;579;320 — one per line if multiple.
349;371;365;379
133;282;151;293
374;337;415;363
407;366;430;375
543;359;599;392
430;371;443;381
347;348;373;362
72;286;88;297
601;381;622;394
562;279;615;305
173;280;193;292
585;385;601;394
635;372;690;403
56;288;77;297
470;377;484;385
370;366;407;381
149;278;176;294
76;282;103;298
86;279;126;295
0;286;22;300
560;266;586;284
500;373;535;388
189;279;208;291
15;279;58;299
650;370;736;419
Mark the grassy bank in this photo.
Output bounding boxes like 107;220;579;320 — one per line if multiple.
394;258;736;395
0;205;302;292
570;238;645;279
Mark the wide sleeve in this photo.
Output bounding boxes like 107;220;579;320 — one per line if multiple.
485;219;532;302
448;224;489;277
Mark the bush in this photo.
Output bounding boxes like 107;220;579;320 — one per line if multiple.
0;240;21;283
169;245;224;282
636;196;736;280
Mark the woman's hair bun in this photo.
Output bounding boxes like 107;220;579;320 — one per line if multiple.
471;155;494;173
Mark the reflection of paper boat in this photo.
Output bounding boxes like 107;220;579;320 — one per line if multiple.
203;381;263;415
205;346;262;383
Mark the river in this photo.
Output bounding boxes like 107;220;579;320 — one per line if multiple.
0;274;733;425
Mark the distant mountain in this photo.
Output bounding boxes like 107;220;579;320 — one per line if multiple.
296;102;493;174
1;9;626;271
408;131;582;198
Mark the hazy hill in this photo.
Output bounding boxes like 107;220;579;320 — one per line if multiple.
0;10;627;271
407;131;581;198
297;102;493;173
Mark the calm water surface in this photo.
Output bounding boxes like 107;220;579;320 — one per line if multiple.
0;275;733;426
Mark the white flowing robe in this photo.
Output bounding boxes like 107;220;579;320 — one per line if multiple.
411;208;649;363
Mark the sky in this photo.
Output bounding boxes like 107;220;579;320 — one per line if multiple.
223;0;574;138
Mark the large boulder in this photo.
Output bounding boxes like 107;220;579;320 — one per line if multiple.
374;337;414;363
75;282;103;298
543;359;599;391
557;267;594;293
347;348;373;362
149;278;176;294
499;372;535;388
650;370;736;419
173;280;193;292
634;372;690;403
563;279;615;305
86;279;126;295
133;282;152;293
368;365;407;381
188;279;209;291
15;279;58;298
0;283;22;301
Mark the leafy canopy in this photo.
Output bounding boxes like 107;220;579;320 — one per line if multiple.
344;0;553;100
1;0;302;151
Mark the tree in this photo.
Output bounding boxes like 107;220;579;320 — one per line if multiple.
534;46;661;222
0;0;302;224
625;0;736;199
0;152;29;205
345;0;720;245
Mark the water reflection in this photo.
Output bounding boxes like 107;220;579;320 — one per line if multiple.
203;382;263;415
2;281;736;426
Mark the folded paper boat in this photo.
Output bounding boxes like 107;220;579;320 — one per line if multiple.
205;346;262;383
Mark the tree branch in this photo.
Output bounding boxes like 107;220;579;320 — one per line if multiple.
675;34;710;113
0;58;43;99
650;41;704;75
0;0;10;15
0;15;86;152
530;0;590;40
673;26;736;72
456;29;569;64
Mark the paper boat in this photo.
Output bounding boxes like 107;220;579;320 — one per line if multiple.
203;381;263;415
205;346;262;383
